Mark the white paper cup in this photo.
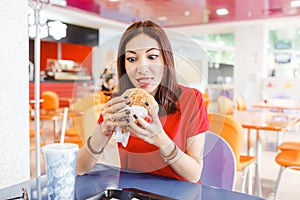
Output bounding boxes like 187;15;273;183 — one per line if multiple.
42;143;78;200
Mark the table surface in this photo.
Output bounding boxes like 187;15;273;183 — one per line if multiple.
252;102;300;111
0;164;263;200
233;110;300;131
37;107;83;120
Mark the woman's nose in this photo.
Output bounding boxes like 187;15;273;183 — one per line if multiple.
136;64;149;75
136;57;150;74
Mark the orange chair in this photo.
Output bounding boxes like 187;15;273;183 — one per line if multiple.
62;135;84;148
62;92;109;148
29;105;44;151
203;92;210;109
208;113;262;196
29;129;44;152
236;95;247;111
62;120;84;148
41;91;59;110
63;93;93;147
277;141;300;151
29;123;44;151
41;91;63;140
217;95;234;115
273;142;300;200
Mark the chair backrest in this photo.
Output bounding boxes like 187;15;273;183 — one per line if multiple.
202;92;210;109
200;131;236;191
71;91;110;113
208;113;244;169
73;104;105;143
236;95;247;111
41;91;59;109
29;104;34;120
217;95;234;115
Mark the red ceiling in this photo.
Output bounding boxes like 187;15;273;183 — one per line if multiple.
65;0;300;27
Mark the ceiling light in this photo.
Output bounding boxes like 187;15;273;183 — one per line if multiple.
48;20;68;40
184;11;190;16
107;0;119;7
50;0;67;6
157;16;168;21
216;8;229;16
290;0;300;7
217;41;225;47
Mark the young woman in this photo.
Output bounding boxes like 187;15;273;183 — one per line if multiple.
76;20;209;183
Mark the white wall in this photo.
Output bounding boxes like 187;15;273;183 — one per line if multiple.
234;24;269;105
0;0;30;188
92;27;122;83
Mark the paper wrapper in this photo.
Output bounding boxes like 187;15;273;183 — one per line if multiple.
113;105;150;147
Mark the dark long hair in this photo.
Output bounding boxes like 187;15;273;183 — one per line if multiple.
116;20;181;115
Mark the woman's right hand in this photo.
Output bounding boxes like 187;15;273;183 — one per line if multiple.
100;96;131;136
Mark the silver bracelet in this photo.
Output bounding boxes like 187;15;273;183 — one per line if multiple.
87;136;105;154
160;143;178;162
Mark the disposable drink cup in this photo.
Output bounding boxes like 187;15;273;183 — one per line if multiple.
42;143;78;200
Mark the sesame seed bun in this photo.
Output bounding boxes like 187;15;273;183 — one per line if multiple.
122;88;157;109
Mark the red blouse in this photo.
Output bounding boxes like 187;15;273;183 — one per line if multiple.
98;85;209;181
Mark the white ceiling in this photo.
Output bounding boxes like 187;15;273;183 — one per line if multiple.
43;4;300;36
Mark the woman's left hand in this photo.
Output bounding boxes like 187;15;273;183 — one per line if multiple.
122;105;170;147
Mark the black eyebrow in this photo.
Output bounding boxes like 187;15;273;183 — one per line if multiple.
125;48;160;54
125;50;136;54
146;48;160;53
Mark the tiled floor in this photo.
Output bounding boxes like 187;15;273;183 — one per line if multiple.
30;119;300;200
234;126;300;200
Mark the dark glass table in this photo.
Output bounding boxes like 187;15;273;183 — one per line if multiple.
0;164;264;200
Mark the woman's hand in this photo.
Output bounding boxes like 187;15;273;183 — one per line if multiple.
100;96;131;136
122;104;171;147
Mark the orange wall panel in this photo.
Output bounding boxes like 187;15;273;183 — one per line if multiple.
61;43;92;62
61;43;92;72
35;41;93;72
41;41;58;71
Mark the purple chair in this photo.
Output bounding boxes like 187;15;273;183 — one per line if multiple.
200;131;236;191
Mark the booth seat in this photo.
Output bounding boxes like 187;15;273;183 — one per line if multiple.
64;91;109;145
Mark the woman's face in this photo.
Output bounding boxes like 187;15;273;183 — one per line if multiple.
124;34;164;96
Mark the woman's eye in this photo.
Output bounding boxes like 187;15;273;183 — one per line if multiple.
148;54;158;60
127;57;137;62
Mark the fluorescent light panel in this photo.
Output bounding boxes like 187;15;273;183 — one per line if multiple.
290;0;300;7
216;8;229;16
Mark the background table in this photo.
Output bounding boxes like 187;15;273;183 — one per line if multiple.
31;108;83;142
234;110;300;152
252;102;300;112
233;110;300;194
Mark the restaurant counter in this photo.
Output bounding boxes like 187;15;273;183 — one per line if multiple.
0;164;264;200
29;81;94;107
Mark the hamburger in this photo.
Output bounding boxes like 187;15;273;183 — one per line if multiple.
122;88;157;108
114;88;158;147
122;88;158;123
